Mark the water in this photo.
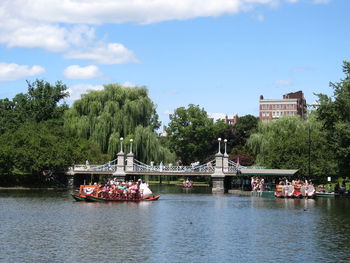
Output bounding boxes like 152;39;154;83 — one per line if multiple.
1;186;350;263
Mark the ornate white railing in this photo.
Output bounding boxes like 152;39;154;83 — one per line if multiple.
133;159;215;173
228;160;265;170
73;159;118;172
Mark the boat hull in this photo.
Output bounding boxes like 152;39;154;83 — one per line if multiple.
316;192;339;198
85;195;160;202
71;194;87;201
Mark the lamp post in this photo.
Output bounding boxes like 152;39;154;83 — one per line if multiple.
129;139;133;154
224;139;228;155
218;138;222;154
120;137;124;153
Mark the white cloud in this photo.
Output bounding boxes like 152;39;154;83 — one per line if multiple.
275;79;293;87
67;84;104;101
0;0;324;63
0;0;255;25
3;24;69;52
65;43;137;65
208;112;226;120
63;65;101;79
0;62;45;81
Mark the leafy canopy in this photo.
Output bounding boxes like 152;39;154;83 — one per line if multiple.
248;116;336;178
315;61;350;176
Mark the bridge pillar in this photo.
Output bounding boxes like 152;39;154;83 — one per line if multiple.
66;168;75;189
126;153;134;172
211;152;225;193
113;151;126;181
223;153;229;173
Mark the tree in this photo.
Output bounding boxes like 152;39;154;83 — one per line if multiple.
0;80;69;134
316;61;350;176
64;84;172;163
247;116;336;179
167;104;222;164
0;122;108;185
234;114;259;146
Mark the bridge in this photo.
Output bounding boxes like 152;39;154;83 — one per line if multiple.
68;139;298;193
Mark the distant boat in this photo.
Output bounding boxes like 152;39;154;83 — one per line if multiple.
181;181;193;188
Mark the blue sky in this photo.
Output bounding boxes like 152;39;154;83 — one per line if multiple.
0;0;349;125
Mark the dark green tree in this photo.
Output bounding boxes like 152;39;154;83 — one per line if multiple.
0;80;69;134
247;116;336;178
167;104;222;164
316;61;350;176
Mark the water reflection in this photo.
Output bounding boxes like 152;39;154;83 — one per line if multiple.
0;187;349;263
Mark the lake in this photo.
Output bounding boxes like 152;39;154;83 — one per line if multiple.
0;186;349;263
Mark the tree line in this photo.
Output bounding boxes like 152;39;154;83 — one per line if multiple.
1;61;349;186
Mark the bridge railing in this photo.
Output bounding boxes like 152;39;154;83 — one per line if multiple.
73;164;117;172
133;164;214;173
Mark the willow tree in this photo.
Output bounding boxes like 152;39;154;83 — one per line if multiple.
247;116;336;179
64;84;174;163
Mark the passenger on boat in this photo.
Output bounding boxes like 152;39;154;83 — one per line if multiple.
334;183;340;193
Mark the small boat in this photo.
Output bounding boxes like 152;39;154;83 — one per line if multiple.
181;180;193;188
316;192;339;198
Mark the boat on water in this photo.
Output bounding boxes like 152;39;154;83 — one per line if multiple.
72;183;160;202
316;191;339;198
275;184;316;198
182;179;193;188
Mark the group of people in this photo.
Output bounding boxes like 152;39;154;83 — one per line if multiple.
251;177;265;191
182;178;193;188
87;179;152;200
277;178;312;186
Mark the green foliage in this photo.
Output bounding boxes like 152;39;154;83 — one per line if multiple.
234;115;259;145
167;104;222;164
247;116;336;178
224;114;259;157
133;126;176;164
315;61;350;176
0;122;107;183
0;80;109;186
64;84;161;157
64;84;173;164
0;80;68;134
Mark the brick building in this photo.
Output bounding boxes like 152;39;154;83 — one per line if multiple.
259;91;307;122
224;114;239;125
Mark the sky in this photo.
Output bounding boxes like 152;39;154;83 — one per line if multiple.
0;0;349;125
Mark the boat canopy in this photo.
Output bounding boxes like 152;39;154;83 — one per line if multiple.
239;169;298;177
